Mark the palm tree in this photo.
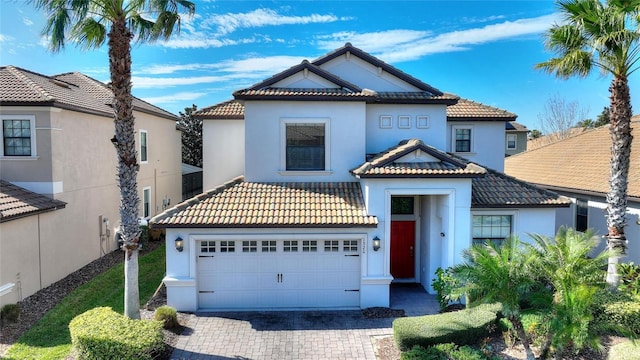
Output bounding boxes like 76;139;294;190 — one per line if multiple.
453;237;538;360
33;0;195;319
536;0;639;287
528;227;610;358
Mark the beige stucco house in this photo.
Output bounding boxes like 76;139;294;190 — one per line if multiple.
0;66;182;307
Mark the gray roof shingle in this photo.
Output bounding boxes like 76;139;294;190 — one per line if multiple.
0;181;66;222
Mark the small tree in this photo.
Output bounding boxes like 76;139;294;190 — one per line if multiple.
178;104;202;168
537;93;589;142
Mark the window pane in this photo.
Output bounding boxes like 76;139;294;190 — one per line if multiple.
391;197;414;215
455;128;471;152
140;131;148;162
3;119;31;156
286;124;325;170
472;215;512;244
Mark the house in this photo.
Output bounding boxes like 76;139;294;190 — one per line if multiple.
505;115;640;264
151;43;569;311
505;121;529;156
0;66;182;307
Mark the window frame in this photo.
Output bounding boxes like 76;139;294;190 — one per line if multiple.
506;134;517;150
452;126;473;153
142;186;151;218
280;118;330;174
471;213;515;246
1;115;36;157
575;198;588;232
139;129;148;164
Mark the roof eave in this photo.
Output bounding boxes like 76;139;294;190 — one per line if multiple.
354;173;485;179
150;223;379;229
471;203;571;208
447;116;516;122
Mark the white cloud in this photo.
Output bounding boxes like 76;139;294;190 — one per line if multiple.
318;13;560;63
0;34;13;42
202;8;343;35
141;91;208;104
22;17;34;26
139;56;306;76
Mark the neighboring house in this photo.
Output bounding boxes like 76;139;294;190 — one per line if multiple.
182;163;203;200
505;116;640;264
505;121;529;156
0;66;182;307
151;43;569;312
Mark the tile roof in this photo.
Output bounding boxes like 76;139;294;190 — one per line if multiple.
233;87;376;100
150;177;378;228
505;119;640;200
447;98;517;121
193;99;245;119
0;180;66;222
506;121;529;132
0;66;177;120
351;139;487;178
471;169;571;208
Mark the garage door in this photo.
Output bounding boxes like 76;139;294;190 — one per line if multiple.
197;239;361;309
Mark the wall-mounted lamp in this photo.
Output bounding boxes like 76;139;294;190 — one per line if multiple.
372;236;381;251
175;237;184;252
440;232;445;237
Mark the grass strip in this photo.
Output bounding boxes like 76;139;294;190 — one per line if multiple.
4;243;166;360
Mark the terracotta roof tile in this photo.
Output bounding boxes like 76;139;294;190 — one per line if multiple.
151;177;378;228
471;169;571;208
194;99;245;119
1;66;176;120
447;98;517;120
0;181;66;222
351;139;487;178
506;121;529;132
505;120;640;200
233;87;373;100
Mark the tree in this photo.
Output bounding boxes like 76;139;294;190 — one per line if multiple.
576;107;611;128
34;0;195;319
452;238;538;360
537;93;589;142
529;129;543;139
537;0;639;287
179;104;202;168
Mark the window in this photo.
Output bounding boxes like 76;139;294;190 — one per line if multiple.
220;241;235;252
242;240;257;252
142;187;151;218
285;122;326;171
506;134;517;150
454;127;472;152
2;115;35;156
302;240;317;252
283;240;298;252
576;199;588;232
324;240;339;252
343;240;358;252
201;241;216;253
139;130;148;163
262;240;276;252
392;197;414;215
472;215;512;246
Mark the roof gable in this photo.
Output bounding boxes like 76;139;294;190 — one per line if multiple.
351;139;487;178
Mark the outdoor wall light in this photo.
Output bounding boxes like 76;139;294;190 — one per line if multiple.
175;237;184;252
372;236;381;251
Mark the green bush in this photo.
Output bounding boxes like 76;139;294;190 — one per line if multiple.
393;303;501;351
432;267;463;310
499;309;550;347
0;303;20;323
69;307;164;360
618;262;640;297
401;343;498;360
592;289;640;336
154;305;179;329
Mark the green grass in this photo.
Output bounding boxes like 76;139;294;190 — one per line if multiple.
4;244;166;360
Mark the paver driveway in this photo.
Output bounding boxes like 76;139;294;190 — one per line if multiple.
171;310;395;360
170;285;439;360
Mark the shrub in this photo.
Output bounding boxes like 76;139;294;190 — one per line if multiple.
401;343;498;360
69;307;164;360
500;309;551;347
155;305;179;329
618;262;640;297
432;267;463;311
0;303;20;323
393;303;500;351
591;289;640;336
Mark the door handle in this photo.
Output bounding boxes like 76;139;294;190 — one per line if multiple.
410;246;414;257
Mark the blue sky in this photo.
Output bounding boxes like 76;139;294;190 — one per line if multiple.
1;1;638;130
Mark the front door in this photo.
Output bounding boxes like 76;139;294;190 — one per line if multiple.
391;221;415;278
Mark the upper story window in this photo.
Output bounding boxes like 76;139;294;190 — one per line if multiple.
472;215;512;246
506;134;517;150
1;115;36;157
282;119;329;171
576;198;588;232
142;186;151;218
139;130;148;163
454;127;472;153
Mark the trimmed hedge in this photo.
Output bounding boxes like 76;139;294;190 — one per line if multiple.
591;290;640;336
393;303;501;351
69;307;164;360
401;343;496;360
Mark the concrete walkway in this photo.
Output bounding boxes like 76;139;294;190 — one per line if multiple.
170;284;439;360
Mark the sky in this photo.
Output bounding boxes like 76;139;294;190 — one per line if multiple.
1;0;638;131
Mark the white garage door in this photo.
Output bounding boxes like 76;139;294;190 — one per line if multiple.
197;239;361;310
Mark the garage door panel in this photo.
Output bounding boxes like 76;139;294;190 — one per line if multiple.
197;239;361;309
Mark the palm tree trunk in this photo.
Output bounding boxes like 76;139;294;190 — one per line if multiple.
109;16;141;319
510;314;536;360
605;75;633;287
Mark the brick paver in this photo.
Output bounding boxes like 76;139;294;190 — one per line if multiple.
170;286;439;360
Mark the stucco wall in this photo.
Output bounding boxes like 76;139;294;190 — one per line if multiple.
0;216;41;307
447;121;506;172
202;119;244;189
244;101;366;182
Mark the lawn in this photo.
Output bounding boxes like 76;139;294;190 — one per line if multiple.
3;243;166;360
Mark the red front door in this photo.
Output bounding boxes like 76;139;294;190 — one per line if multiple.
391;221;415;278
